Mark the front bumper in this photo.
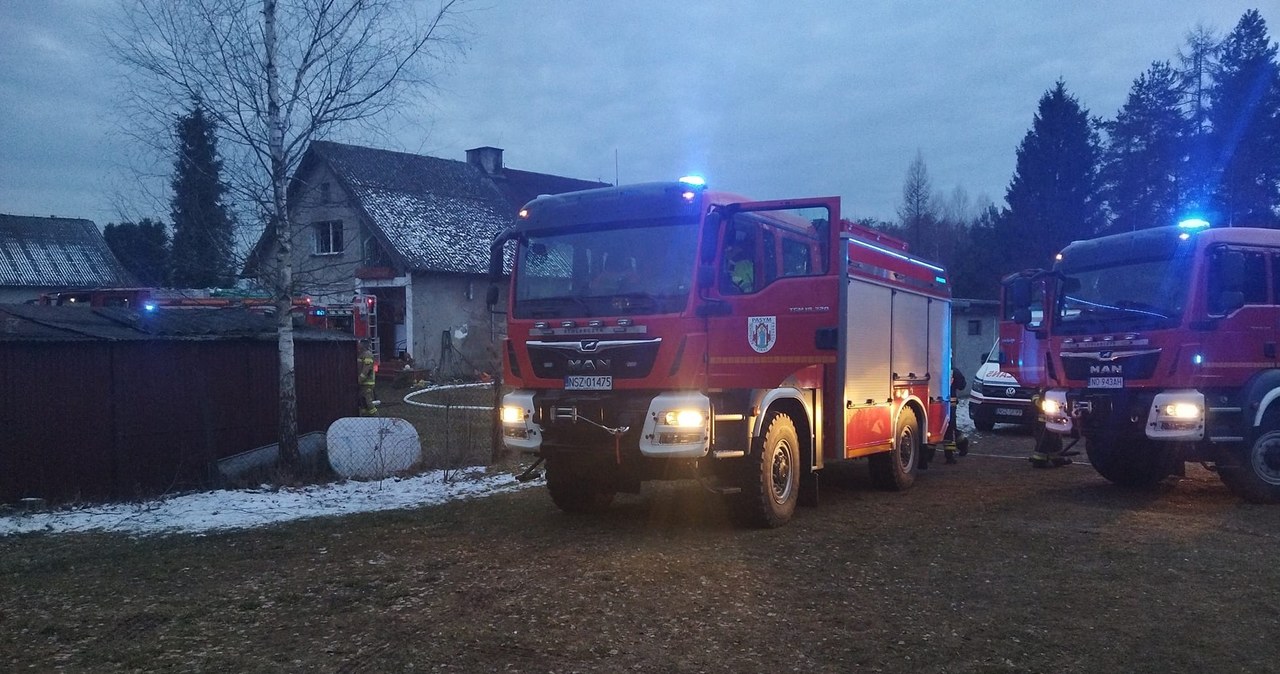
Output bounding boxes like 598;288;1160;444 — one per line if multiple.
1042;388;1205;441
499;389;712;459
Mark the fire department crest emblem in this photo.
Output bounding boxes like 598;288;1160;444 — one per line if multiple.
748;316;777;353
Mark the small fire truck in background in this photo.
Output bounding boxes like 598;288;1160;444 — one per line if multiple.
489;178;953;527
967;271;1049;431
1008;220;1280;503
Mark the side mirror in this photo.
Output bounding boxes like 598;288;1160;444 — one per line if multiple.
1006;277;1031;308
485;285;500;309
1011;308;1032;326
699;212;722;265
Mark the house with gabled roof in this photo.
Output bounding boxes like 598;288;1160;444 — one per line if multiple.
249;141;608;375
0;214;135;304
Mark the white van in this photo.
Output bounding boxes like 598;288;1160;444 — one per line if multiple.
968;340;1036;431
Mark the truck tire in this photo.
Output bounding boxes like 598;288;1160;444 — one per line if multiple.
544;456;616;514
1085;435;1168;489
1218;413;1280;504
734;413;800;528
869;409;919;491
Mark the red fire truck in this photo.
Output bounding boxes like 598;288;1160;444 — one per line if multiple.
968;270;1050;431
489;178;954;527
1009;220;1280;502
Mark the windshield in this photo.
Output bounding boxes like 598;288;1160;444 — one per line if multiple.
512;217;699;318
1056;256;1189;333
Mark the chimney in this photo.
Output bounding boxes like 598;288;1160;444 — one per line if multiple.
466;146;504;176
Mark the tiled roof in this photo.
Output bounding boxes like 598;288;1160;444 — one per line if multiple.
0;214;135;288
0;304;351;342
308;142;608;275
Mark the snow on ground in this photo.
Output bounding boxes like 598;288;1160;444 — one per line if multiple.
1;401;978;539
0;467;539;538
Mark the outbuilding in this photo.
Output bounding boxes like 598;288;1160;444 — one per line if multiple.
0;305;357;503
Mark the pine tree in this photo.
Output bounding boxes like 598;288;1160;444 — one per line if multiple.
170;99;235;287
1101;62;1191;233
1001;81;1104;270
1208;9;1280;227
104;218;170;287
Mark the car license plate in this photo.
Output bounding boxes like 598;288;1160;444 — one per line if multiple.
1088;376;1123;389
995;408;1023;417
565;375;612;391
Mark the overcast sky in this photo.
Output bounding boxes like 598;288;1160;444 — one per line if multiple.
0;1;1260;229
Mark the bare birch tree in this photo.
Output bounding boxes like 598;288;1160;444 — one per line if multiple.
110;0;469;469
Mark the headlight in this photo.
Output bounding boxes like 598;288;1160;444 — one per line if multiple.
500;405;525;424
661;410;705;428
1040;398;1062;416
1161;402;1201;419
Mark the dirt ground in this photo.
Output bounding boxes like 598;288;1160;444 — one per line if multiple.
3;424;1279;673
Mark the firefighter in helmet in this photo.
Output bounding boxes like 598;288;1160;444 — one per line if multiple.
358;341;378;416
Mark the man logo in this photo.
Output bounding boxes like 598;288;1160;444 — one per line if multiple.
578;340;600;352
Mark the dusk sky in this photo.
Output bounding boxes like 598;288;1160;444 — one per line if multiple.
0;1;1261;229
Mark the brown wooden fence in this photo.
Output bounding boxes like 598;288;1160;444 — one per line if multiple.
0;309;357;503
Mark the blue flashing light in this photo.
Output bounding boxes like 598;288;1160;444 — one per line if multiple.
847;237;946;274
678;175;706;187
315;308;328;317
1178;217;1210;229
142;301;158;312
935;276;947;285
1192;353;1204;365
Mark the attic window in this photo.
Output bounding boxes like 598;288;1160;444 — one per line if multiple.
319;182;330;203
313;220;343;255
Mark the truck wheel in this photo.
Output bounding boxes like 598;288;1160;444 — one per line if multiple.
1218;415;1280;504
544;456;616;514
869;409;919;491
1085;436;1168;489
735;413;800;528
972;408;995;432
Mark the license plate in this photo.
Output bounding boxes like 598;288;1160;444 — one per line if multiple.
1088;376;1123;389
995;408;1023;417
565;375;612;391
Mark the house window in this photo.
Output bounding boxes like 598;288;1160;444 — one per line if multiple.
314;220;343;255
967;319;982;336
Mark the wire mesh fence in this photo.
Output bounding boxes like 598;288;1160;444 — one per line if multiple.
399;381;499;472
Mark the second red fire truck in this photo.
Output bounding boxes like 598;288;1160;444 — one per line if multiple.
1008;220;1280;503
489;178;954;527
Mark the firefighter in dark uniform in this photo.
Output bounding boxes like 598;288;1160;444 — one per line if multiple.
358;342;378;416
943;367;970;464
1029;392;1070;468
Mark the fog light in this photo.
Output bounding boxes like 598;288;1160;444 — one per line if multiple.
1040;398;1062;416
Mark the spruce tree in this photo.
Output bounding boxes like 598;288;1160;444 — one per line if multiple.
170;99;235;287
104;218;170;287
1208;9;1280;227
1000;81;1104;270
1101;62;1190;233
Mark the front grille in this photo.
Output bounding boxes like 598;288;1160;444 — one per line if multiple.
1060;349;1160;382
981;383;1036;399
528;338;661;379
